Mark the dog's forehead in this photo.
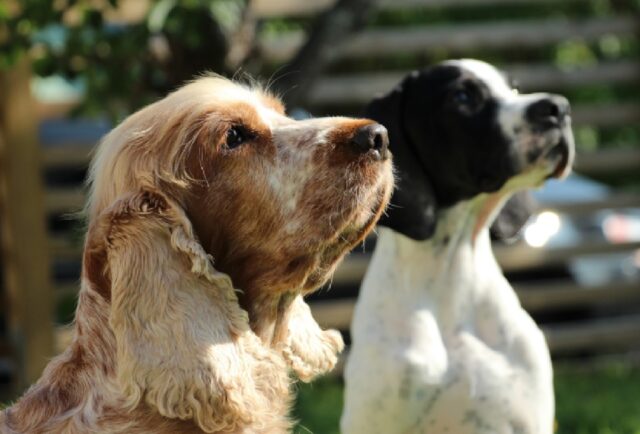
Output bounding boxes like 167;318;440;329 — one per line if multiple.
221;84;286;126
446;59;513;99
182;78;287;128
235;90;290;128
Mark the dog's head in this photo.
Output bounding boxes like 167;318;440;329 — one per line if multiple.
77;77;393;431
368;59;574;240
89;76;393;299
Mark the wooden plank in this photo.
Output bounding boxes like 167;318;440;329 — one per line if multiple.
333;254;370;286
508;61;640;92
544;314;640;353
35;100;80;122
260;16;638;61
546;193;640;215
252;0;586;18
252;0;333;18
50;235;83;260
113;0;552;24
575;148;640;176
310;281;640;330
62;0;150;25
378;0;584;8
572;103;640;128
42;145;94;168
310;72;401;106
495;240;640;272
310;299;356;330
53;283;79;302
45;188;85;215
0;58;55;389
309;61;640;105
516;280;640;312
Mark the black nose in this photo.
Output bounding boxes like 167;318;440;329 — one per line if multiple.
526;95;571;128
351;123;389;159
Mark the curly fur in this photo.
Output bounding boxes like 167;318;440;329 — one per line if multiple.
2;76;392;433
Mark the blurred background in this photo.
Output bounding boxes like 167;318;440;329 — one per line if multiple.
1;0;639;432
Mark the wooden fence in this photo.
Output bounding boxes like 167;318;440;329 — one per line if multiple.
0;59;54;395
1;0;640;392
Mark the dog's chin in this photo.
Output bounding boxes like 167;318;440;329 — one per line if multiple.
544;131;575;179
334;161;393;244
301;177;392;292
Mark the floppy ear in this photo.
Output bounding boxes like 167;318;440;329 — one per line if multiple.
93;190;289;432
490;190;536;242
275;295;344;382
365;78;438;240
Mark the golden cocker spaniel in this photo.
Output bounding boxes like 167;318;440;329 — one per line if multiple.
1;76;393;433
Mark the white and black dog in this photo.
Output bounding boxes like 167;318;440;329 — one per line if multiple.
342;59;575;434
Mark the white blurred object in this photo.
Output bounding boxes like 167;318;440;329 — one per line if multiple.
522;174;640;286
523;211;562;248
603;213;640;243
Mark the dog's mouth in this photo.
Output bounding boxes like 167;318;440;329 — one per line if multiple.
543;128;575;179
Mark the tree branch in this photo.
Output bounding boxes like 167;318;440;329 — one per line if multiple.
273;0;376;109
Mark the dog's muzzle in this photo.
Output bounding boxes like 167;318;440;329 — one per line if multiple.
526;94;575;179
545;132;574;179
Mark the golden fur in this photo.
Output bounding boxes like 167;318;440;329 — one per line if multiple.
1;77;393;433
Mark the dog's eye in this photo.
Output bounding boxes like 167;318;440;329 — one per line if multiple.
226;126;248;149
452;89;472;105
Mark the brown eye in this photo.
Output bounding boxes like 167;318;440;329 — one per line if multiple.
226;126;248;149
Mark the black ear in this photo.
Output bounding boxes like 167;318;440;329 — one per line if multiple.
490;191;536;242
365;77;438;240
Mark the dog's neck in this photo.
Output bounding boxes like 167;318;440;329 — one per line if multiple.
357;195;511;339
431;192;510;249
367;191;512;306
376;167;548;290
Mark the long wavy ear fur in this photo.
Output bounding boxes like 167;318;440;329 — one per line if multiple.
365;77;438;240
93;190;290;433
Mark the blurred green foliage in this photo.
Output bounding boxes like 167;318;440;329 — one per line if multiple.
0;0;73;69
1;0;237;120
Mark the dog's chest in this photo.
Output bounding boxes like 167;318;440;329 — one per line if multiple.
344;228;553;434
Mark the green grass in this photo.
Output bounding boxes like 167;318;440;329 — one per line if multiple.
554;362;640;434
294;380;344;434
293;362;640;434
